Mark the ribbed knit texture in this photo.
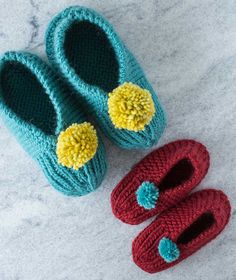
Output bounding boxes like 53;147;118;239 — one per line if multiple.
45;6;166;149
0;51;107;196
132;189;231;273
111;139;210;224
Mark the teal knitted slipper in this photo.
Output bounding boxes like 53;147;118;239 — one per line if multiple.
45;6;166;149
0;51;107;196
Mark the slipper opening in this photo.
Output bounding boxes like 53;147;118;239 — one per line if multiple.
177;212;215;245
0;61;57;134
64;21;119;92
158;158;194;191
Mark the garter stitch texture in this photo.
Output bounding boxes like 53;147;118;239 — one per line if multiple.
132;189;231;273
0;51;107;196
111;139;210;224
45;6;166;149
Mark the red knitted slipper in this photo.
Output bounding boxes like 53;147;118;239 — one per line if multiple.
132;189;231;273
111;140;209;225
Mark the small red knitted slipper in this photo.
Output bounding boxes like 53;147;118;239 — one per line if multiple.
132;189;231;273
111;140;210;225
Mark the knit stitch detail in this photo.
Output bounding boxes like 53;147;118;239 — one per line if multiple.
132;189;231;273
111;139;210;224
45;6;166;149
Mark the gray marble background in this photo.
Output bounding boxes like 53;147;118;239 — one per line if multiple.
0;0;235;279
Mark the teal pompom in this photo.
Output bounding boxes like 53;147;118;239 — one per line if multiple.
158;237;180;263
136;181;159;210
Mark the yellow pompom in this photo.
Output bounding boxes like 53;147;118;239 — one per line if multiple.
56;122;98;170
108;82;155;131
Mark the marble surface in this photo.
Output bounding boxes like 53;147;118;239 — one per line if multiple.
0;0;235;279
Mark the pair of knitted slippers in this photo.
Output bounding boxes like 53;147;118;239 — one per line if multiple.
111;140;231;273
0;6;165;196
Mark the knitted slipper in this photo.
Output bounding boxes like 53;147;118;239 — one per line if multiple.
111;140;209;224
45;6;166;149
0;51;106;196
132;189;231;273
